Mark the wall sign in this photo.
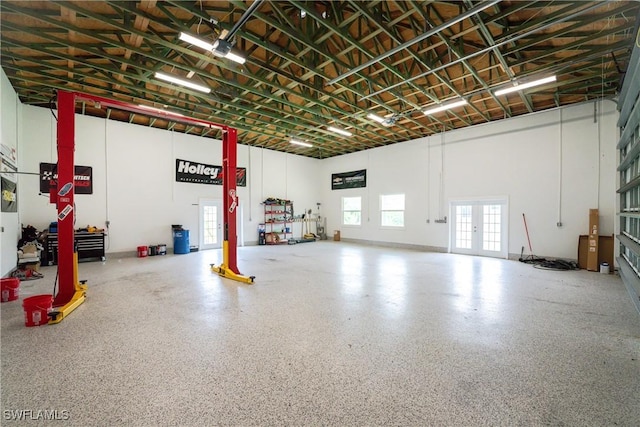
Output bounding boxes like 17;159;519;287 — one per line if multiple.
175;159;246;187
332;169;366;190
39;163;93;194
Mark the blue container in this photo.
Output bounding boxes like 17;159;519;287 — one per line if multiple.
173;230;190;254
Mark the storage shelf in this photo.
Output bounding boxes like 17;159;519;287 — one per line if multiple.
262;201;293;245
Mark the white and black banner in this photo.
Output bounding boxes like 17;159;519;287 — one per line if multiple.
332;169;366;190
175;159;246;186
39;163;93;194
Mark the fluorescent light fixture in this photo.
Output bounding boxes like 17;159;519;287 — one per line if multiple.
367;113;398;128
367;113;396;127
137;104;185;117
154;72;211;94
423;99;468;115
367;113;385;124
179;32;214;51
495;75;557;96
327;126;352;137
179;32;246;64
290;139;313;148
224;51;246;65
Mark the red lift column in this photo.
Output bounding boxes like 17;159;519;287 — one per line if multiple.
211;127;254;284
53;90;76;306
49;90;87;323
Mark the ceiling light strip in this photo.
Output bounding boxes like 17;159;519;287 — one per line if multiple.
367;113;386;124
494;75;557;96
138;104;185;117
327;126;352;137
154;72;211;94
179;32;214;51
179;32;246;64
423;99;468;115
224;51;246;65
290;139;313;148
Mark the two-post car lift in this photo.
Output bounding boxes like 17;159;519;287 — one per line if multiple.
49;90;253;324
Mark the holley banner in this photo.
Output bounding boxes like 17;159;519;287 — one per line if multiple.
331;169;366;190
175;159;246;186
39;163;93;194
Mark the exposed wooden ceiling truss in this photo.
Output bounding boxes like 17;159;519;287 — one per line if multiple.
1;1;638;158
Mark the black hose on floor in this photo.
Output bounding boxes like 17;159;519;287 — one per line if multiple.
520;256;578;271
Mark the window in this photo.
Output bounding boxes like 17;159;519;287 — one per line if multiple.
380;194;405;227
342;196;362;226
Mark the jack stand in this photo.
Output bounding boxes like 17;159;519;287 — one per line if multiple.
49;253;87;324
211;241;254;284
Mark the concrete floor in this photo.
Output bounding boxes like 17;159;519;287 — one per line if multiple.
1;241;639;426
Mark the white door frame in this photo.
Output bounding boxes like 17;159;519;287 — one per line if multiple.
449;197;509;259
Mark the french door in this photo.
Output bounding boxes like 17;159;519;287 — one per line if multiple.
450;199;508;258
199;199;222;250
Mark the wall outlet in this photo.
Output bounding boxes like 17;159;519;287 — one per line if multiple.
556;222;563;227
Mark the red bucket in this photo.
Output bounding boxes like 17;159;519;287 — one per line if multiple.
1;278;20;302
137;245;148;257
22;294;53;327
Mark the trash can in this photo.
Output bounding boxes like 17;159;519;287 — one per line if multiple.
173;230;190;254
258;224;266;245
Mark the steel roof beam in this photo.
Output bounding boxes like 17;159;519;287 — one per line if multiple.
2;3;376;150
168;0;427;139
361;1;604;101
0;46;348;154
327;0;500;85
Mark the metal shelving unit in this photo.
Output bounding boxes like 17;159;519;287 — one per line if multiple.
263;202;294;244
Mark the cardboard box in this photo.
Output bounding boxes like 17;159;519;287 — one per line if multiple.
587;209;599;271
589;209;599;236
578;234;614;272
333;230;340;241
265;232;280;244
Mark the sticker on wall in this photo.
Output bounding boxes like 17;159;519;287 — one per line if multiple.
40;163;93;194
331;169;367;190
58;204;74;221
175;158;247;186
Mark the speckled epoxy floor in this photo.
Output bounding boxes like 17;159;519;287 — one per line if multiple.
1;242;639;426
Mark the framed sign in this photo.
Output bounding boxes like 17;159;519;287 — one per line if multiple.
40;163;93;194
332;169;366;190
175;159;246;187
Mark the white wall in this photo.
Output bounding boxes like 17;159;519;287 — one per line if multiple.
19;105;322;252
15;98;619;262
1;69;21;277
321;100;619;261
